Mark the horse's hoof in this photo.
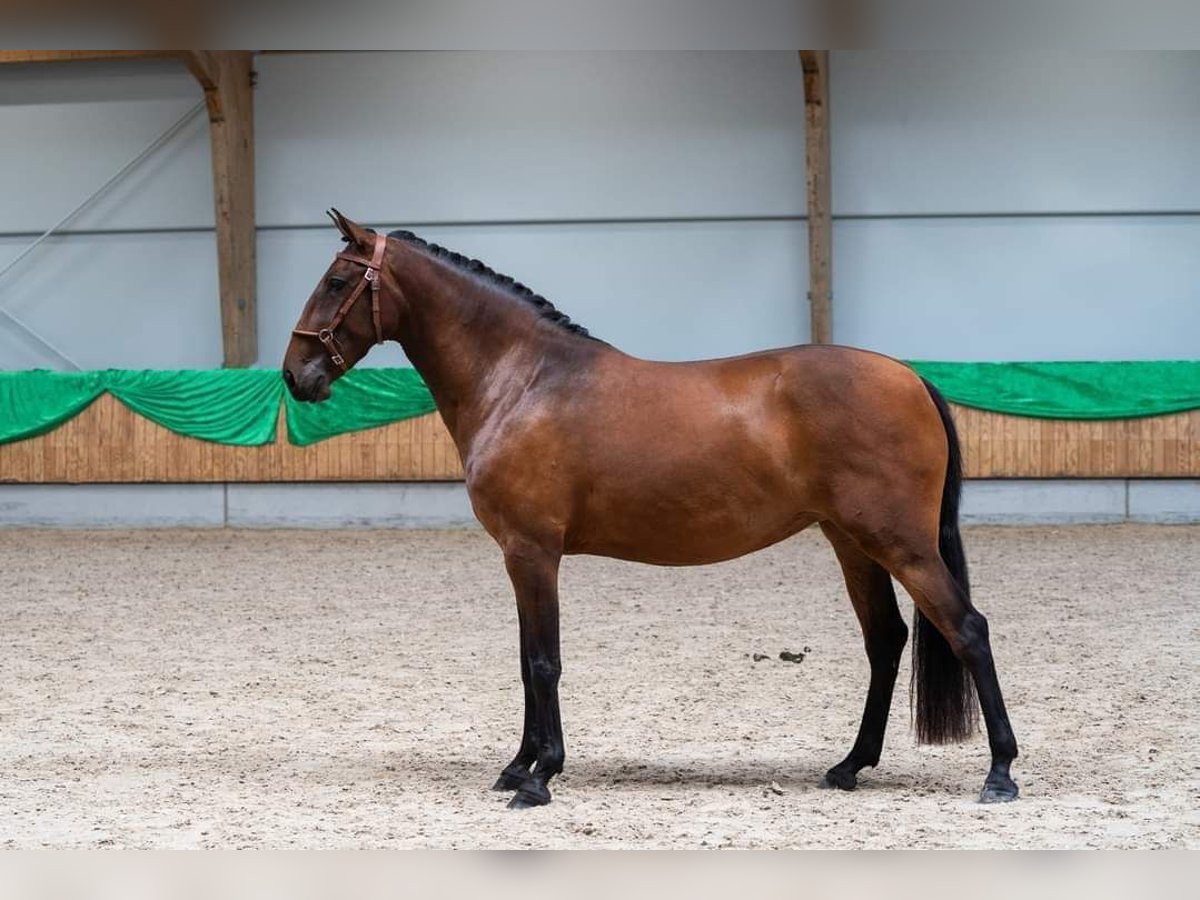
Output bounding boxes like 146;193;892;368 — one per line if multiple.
979;779;1019;804
507;781;552;809
821;767;858;791
491;767;528;792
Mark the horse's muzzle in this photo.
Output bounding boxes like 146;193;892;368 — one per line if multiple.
282;365;331;403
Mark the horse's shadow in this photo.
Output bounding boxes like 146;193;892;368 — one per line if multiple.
379;750;921;794
563;758;921;793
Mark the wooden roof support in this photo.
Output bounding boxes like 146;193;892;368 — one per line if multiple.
800;50;832;345
201;52;258;367
0;51;177;64
178;51;222;119
0;49;258;366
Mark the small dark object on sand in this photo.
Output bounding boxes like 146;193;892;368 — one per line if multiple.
752;653;770;662
779;650;806;663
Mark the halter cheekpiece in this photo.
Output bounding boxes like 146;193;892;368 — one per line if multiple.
292;232;388;370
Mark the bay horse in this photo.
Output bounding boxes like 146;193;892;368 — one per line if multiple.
283;210;1019;810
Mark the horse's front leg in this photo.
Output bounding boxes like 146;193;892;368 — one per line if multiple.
491;613;537;791
497;540;564;809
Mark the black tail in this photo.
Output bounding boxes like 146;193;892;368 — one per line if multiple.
912;378;979;744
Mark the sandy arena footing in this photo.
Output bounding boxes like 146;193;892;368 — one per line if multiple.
0;525;1196;848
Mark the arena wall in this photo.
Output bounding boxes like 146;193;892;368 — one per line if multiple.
0;52;1196;523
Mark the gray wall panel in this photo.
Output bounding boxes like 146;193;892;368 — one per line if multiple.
1;481;1195;526
0;484;224;528
832;51;1200;215
0;232;222;369
254;51;807;225
833;216;1200;360
0;62;213;232
1;51;1196;370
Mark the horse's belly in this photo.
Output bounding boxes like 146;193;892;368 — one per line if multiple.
567;474;816;566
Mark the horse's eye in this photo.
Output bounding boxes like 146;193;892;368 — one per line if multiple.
327;276;347;291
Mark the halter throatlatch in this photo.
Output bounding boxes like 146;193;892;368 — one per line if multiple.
293;232;388;370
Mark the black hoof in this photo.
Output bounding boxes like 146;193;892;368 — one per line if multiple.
822;766;858;791
491;766;530;792
979;778;1020;804
507;780;552;809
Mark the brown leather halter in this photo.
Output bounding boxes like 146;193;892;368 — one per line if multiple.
292;232;388;370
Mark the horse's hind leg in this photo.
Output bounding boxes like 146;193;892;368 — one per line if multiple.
881;546;1020;803
819;522;909;791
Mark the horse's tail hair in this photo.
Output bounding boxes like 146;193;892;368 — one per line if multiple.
912;378;979;745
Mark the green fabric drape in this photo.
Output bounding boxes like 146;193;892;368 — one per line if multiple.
285;368;436;446
908;360;1200;420
0;370;105;443
0;369;285;447
0;362;1197;449
107;369;284;446
0;368;437;447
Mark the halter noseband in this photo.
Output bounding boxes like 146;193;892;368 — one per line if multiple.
292;232;388;370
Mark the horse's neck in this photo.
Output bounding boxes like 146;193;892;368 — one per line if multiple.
388;252;559;440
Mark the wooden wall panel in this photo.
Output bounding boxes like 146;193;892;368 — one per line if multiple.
0;396;1195;483
0;395;463;484
950;404;1198;478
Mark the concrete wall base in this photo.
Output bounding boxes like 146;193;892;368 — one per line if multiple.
0;480;1197;528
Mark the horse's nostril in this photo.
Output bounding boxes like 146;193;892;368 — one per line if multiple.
282;368;296;390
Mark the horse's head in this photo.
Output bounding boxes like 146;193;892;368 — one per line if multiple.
283;209;393;402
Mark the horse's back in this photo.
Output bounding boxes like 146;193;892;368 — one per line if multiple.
602;343;941;466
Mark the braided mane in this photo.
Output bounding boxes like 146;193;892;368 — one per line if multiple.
387;230;599;341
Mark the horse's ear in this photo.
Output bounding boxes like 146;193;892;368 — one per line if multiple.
327;208;367;245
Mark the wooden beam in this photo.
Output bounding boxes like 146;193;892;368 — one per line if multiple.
0;50;177;65
178;51;223;119
800;50;833;345
0;50;227;119
178;51;218;89
204;52;258;367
